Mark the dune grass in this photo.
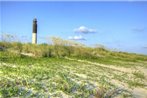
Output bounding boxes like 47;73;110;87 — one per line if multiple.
0;41;147;98
0;50;147;98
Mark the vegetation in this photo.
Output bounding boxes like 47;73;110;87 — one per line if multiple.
0;35;147;98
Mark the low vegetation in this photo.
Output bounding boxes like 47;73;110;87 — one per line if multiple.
0;36;147;98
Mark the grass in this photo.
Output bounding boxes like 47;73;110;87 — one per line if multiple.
133;71;145;79
71;55;147;68
128;79;145;87
0;41;147;98
0;51;100;97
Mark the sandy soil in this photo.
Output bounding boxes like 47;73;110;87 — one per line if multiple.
65;57;147;98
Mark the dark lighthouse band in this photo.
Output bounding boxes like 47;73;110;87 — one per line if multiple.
32;18;37;44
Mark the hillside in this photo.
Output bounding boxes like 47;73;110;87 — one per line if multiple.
0;41;147;98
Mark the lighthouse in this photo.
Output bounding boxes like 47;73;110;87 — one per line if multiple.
32;18;37;44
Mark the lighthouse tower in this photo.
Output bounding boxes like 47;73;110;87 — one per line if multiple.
32;18;37;44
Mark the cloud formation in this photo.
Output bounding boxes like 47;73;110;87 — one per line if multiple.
142;46;147;49
74;26;96;34
68;35;86;40
132;27;145;32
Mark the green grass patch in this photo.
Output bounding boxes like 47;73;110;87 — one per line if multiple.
133;71;145;79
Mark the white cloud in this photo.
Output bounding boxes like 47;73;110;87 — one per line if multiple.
74;26;96;34
68;35;86;40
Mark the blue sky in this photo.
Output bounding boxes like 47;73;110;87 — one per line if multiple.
0;1;147;55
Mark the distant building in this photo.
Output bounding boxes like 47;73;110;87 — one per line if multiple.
32;18;37;44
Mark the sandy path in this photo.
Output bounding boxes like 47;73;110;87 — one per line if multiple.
65;57;136;73
65;57;147;98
